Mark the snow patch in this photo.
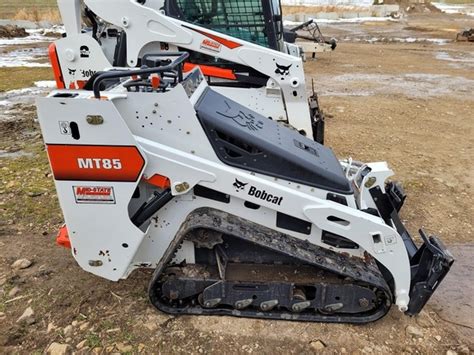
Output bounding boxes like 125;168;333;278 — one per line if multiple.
0;33;47;46
425;38;451;45
318;73;474;98
2;87;45;97
435;51;474;69
0;29;58;67
34;80;56;88
0;87;51;107
284;16;396;26
28;25;65;36
0;26;64;47
282;0;373;6
340;36;450;45
431;2;474;16
0;85;53;121
0;47;50;68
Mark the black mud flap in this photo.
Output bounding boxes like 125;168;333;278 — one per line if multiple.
370;185;454;315
406;230;454;315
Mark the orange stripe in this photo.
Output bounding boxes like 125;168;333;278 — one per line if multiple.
183;63;236;80
48;43;65;89
46;145;145;182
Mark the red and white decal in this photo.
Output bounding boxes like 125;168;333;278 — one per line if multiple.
73;186;115;204
183;25;242;50
46;145;145;182
200;38;222;53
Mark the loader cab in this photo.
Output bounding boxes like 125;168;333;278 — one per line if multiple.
163;0;285;52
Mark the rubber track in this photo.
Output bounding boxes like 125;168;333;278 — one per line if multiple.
148;207;393;323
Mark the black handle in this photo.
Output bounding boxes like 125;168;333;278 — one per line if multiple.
131;189;173;227
93;52;189;98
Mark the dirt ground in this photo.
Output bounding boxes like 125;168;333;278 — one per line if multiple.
0;11;473;355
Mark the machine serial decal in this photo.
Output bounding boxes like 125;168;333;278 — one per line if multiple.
46;145;145;182
73;186;115;204
200;39;222;53
233;179;283;205
275;63;292;76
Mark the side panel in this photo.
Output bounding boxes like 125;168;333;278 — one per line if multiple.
55;34;112;89
36;97;147;281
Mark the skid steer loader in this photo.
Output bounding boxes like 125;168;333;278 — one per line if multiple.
161;0;336;59
52;0;325;143
38;40;453;322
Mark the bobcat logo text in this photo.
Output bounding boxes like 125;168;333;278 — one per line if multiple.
233;179;283;205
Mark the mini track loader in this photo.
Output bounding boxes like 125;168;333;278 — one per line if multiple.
37;1;453;324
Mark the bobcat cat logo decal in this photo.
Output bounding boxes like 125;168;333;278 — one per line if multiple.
275;63;292;76
233;179;248;191
218;101;264;131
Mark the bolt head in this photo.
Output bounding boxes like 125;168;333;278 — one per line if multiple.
65;48;75;62
359;298;369;308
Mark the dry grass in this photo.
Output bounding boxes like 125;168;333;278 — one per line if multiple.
0;0;58;21
11;7;61;23
0;67;53;92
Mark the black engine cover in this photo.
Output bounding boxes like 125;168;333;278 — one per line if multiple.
195;88;352;194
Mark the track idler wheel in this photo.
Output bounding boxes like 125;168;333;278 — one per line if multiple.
235;299;253;310
260;300;278;311
320;303;344;314
199;294;221;308
291;288;310;313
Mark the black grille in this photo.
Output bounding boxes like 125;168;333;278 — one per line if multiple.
174;0;271;47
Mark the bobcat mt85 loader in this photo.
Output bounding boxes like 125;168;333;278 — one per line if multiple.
37;1;454;324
